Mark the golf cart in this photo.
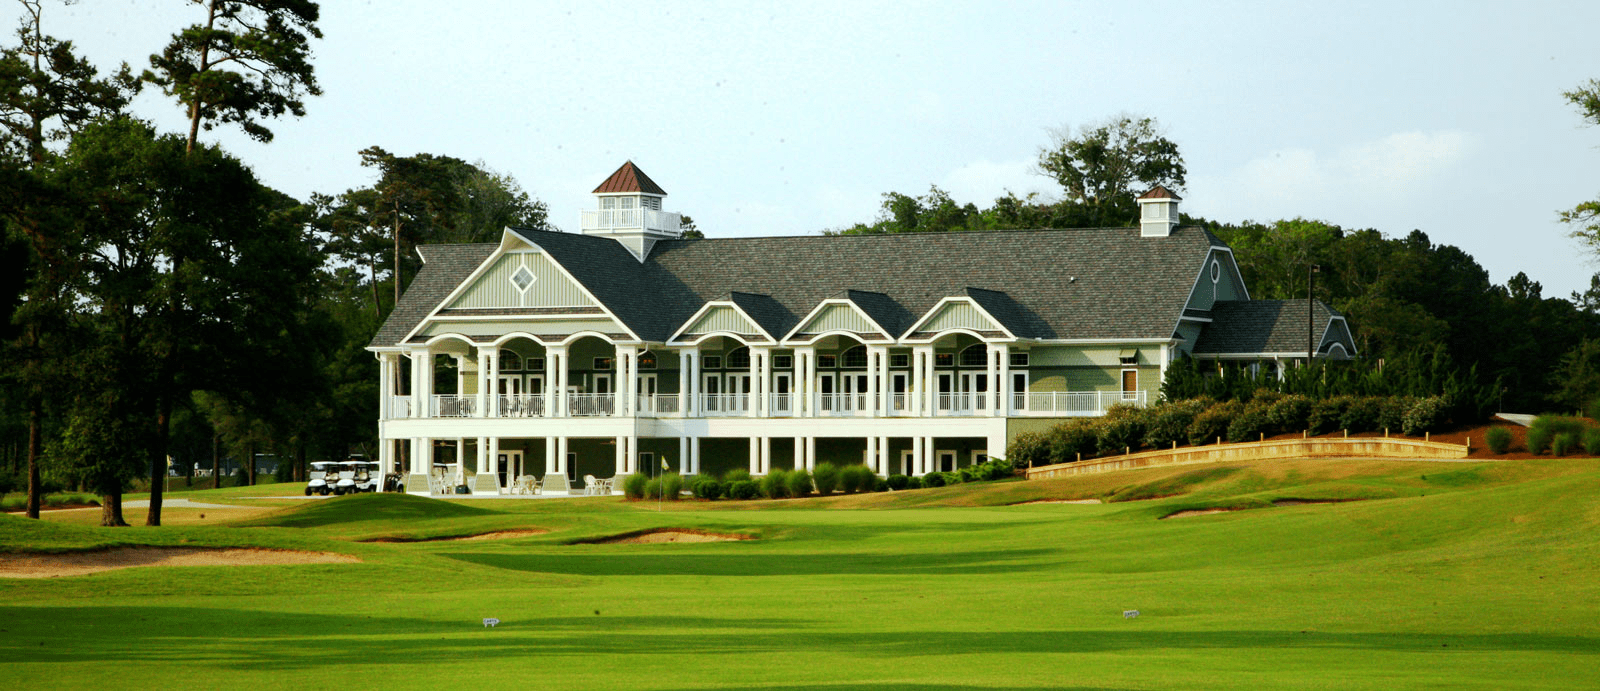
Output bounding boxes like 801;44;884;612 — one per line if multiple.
306;461;337;496
350;461;382;493
330;462;359;495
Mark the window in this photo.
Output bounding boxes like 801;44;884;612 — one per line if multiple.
727;347;751;369
842;346;867;368
638;352;657;370
510;265;535;292
773;354;793;369
960;345;988;367
890;353;909;368
1009;352;1029;367
528;357;544;371
1210;259;1220;283
639;452;655;472
499;350;522;371
593;357;613;371
935;352;953;367
702;355;723;369
817;354;837;369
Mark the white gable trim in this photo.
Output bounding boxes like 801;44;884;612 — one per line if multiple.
667;300;776;344
779;298;893;345
900;296;1015;342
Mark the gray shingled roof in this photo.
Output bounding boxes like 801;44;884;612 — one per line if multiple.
370;226;1229;347
1191;300;1355;355
369;244;497;348
726;292;796;340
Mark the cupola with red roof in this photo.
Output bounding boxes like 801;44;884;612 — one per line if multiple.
1137;185;1181;237
580;161;683;260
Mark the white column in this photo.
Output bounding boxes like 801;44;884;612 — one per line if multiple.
550;347;568;417
793;437;803;473
621;347;635;416
997;344;1011;417
486;437;500;493
687;349;700;417
876;436;889;476
543;347;557;417
761;437;772;474
677;350;689;415
985;345;999;414
865;347;879;415
878;349;892;415
556;436;569;476
924;436;935;474
378;353;394;418
680;437;691;475
909;347;922;417
805;436;816;471
544;437;557;477
407;438;426;491
748;437;761;474
614;435;626;476
379;435;393;481
866;436;878;473
911;435;923;476
799;348;813;417
690;436;702;475
749;348;767;418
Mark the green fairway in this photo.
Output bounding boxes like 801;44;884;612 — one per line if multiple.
3;458;1599;689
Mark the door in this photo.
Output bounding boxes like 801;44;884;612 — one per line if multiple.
1121;369;1139;400
704;374;722;412
938;450;956;473
497;450;523;489
728;374;752;412
637;373;657;412
818;374;836;412
773;373;792;413
592;374;612;415
497;376;522;416
891;373;908;412
962;373;989;411
900;450;915;475
937;373;954;411
1012;372;1028;411
845;374;869;411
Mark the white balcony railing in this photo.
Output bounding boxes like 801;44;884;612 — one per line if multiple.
815;393;870;416
579;209;682;234
767;393;796;417
568;393;615;417
637;394;680;417
432;395;477;418
700;394;751;416
1020;391;1147;416
499;394;545;418
389;396;412;419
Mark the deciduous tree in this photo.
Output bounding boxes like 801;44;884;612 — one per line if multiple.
1037;114;1186;226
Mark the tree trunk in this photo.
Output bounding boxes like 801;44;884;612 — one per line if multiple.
26;395;41;519
368;257;382;320
296;445;306;483
145;393;172;526
211;432;220;490
99;491;126;527
393;203;402;307
247;442;256;486
185;0;219;153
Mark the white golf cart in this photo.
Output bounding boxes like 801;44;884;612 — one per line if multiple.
306;461;336;496
350;461;382;493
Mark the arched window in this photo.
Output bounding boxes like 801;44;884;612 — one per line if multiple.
842;346;868;369
726;347;751;370
638;351;658;370
960;345;988;368
499;349;522;371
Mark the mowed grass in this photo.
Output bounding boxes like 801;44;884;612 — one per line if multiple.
2;458;1599;689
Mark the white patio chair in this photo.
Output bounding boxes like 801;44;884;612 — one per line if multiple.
583;474;600;496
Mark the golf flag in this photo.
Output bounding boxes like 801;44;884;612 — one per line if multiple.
661;458;670;471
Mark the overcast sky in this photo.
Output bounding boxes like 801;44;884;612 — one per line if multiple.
29;1;1600;298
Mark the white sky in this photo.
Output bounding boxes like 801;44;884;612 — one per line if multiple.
30;0;1600;298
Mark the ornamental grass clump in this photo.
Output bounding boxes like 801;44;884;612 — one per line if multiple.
661;473;683;500
760;469;791;499
1552;432;1577;456
723;468;753;485
1526;426;1552;455
1585;428;1600;456
812;463;840;496
623;472;649;500
786;469;813;497
1484;426;1513;455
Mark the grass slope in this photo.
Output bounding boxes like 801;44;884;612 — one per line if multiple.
2;457;1598;689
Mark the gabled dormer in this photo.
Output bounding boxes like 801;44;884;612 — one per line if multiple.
580;161;683;261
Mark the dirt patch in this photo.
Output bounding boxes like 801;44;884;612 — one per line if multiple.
362;529;548;543
1160;507;1247;519
0;547;359;579
1013;498;1103;505
1272;498;1363;506
573;529;752;545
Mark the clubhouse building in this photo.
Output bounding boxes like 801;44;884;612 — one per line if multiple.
369;162;1356;494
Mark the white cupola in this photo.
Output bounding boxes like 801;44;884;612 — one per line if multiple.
1137;185;1181;237
580;161;682;260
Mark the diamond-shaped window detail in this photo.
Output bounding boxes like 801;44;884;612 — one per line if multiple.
510;265;535;292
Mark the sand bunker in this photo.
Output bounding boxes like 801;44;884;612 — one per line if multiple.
363;529;548;543
0;547;358;579
576;529;752;545
1161;508;1245;519
1014;498;1103;505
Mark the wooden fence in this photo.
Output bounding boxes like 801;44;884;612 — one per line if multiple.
1024;436;1471;480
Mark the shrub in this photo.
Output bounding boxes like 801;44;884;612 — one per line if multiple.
661;473;683;500
1189;400;1243;446
837;465;868;494
905;476;924;490
1307;397;1350;435
1401;396;1450;436
1006;431;1050;468
940;471;964;485
1097;404;1148;455
760;469;791;499
644;477;662;499
957;468;977;483
727;480;760;500
622;472;649;500
1264;395;1311;435
0;471;16;497
923;472;947;488
691;476;724;500
1377;397;1413;433
812;463;840;496
723;468;753;485
1529;415;1589;440
1226;401;1272;443
873;477;889;492
1586;428;1600;456
1339;397;1385;434
886;474;909;491
1588;396;1600;424
1553;432;1577;456
1143;398;1208;448
1047;420;1101;462
853;466;879;493
1484;426;1513;455
274;461;294;483
1526;426;1552;455
787;469;812;497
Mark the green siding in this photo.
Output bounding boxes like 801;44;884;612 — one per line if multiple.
1174;322;1204;357
685;305;759;336
923;302;998;332
800;303;876;334
1029;345;1155;367
449;252;596;309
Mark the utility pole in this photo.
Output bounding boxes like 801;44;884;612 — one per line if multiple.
1307;264;1321;363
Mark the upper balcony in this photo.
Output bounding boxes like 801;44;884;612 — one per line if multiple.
579;208;682;236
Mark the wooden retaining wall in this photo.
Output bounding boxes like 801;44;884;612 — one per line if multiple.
1025;437;1471;480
